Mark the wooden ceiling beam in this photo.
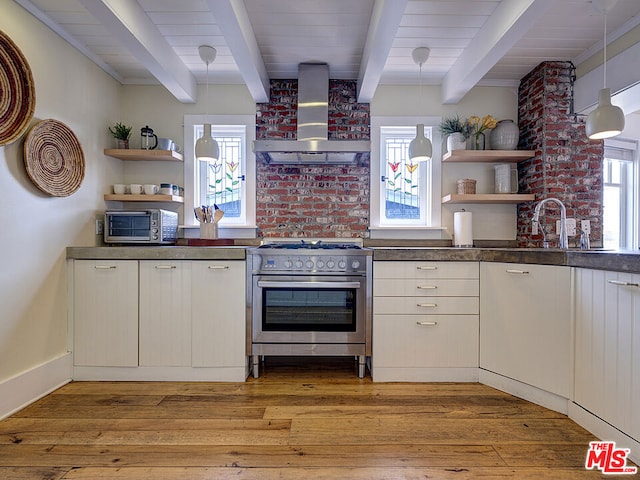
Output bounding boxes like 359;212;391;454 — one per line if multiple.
357;0;408;103
441;0;556;104
78;0;198;103
205;0;270;103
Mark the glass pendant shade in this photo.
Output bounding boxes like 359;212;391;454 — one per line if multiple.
586;88;625;140
195;123;219;161
409;123;432;162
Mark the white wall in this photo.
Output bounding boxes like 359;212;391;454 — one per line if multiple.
0;2;121;383
372;84;521;240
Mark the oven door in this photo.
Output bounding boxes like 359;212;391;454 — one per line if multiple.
105;211;152;243
252;275;366;344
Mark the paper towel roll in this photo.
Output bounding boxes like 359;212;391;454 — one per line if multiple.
453;211;473;247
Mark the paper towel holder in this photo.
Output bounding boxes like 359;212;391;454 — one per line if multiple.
453;208;474;248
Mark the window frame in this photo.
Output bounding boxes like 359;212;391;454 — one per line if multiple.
370;116;442;238
183;114;256;235
603;139;638;250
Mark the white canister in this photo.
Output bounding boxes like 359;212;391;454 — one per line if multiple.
453;210;473;247
494;164;518;194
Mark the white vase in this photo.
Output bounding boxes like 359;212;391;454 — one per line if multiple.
490;119;520;150
446;132;467;152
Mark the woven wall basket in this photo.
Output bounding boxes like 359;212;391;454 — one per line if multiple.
0;30;35;146
24;119;85;197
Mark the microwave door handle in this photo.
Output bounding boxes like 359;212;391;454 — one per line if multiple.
106;211;148;215
257;281;361;289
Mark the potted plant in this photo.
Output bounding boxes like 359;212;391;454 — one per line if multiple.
439;115;471;152
108;122;132;149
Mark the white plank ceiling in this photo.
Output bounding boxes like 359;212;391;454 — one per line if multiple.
12;0;640;104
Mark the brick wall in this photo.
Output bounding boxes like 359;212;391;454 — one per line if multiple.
255;79;370;238
517;61;604;247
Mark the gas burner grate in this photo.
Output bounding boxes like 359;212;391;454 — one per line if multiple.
258;241;362;250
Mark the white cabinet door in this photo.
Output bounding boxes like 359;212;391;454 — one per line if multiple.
373;315;478;367
139;261;192;366
575;269;640;440
191;261;246;367
73;260;138;367
375;261;479;280
480;262;571;398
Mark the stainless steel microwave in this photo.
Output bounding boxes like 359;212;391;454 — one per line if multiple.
104;209;178;244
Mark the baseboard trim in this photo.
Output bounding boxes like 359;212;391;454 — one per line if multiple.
73;365;249;382
479;368;569;415
372;367;478;383
0;353;72;420
568;402;640;466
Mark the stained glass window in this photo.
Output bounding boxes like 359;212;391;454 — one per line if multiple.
380;126;430;224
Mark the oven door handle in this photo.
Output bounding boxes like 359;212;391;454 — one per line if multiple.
257;281;361;289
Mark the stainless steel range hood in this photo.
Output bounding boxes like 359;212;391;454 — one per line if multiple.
253;63;370;164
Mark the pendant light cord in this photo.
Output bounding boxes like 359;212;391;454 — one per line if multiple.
603;12;607;88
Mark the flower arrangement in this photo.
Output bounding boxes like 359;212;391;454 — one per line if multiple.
468;115;497;149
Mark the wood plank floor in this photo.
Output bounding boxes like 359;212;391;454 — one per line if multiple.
0;357;629;479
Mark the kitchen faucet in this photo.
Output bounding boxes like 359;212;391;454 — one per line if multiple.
532;198;568;249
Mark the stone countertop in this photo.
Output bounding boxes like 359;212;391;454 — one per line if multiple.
66;246;246;260
372;247;640;274
66;245;640;273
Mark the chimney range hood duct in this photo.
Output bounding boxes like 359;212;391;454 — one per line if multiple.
253;63;370;164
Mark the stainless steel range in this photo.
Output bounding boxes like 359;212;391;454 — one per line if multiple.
246;240;372;378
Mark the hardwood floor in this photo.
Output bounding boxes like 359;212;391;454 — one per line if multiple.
0;357;627;479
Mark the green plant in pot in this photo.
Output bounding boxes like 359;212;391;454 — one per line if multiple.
439;115;471;152
108;122;132;149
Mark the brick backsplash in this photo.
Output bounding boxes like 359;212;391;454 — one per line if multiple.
517;61;604;247
256;79;370;238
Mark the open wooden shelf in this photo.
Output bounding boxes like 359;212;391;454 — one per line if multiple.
442;193;536;204
104;194;184;203
104;149;183;162
443;150;534;163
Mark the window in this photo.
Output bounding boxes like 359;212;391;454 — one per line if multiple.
183;115;255;234
603;140;638;249
370;117;442;237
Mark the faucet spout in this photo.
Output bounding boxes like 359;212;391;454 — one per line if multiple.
532;198;568;249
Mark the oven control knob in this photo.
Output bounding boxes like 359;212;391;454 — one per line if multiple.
338;260;347;269
316;260;325;269
284;259;293;268
326;260;335;269
351;260;360;270
295;259;304;269
306;260;314;269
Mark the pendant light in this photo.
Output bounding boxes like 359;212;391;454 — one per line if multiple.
408;47;432;162
195;45;220;162
585;2;625;140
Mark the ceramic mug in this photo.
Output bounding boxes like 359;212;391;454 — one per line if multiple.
159;183;174;195
113;184;126;195
130;184;142;195
143;184;158;195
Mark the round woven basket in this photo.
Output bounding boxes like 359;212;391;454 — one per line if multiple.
0;29;35;146
23;119;85;197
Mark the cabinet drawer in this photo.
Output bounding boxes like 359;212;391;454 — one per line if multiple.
373;314;479;368
373;296;479;315
374;278;478;297
374;261;478;280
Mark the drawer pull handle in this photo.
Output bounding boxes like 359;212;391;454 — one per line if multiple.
417;266;437;270
506;269;529;275
208;265;230;270
417;321;438;326
417;285;437;290
94;265;116;269
417;303;437;308
155;265;177;269
608;280;639;287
